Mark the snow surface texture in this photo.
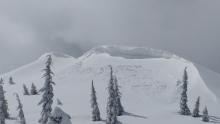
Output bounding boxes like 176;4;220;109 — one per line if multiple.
0;46;220;124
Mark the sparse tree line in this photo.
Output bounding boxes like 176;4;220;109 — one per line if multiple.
90;66;212;124
23;83;38;95
0;56;213;124
0;55;62;124
91;65;124;124
0;56;125;124
0;83;26;124
0;77;16;85
179;67;210;122
1;75;38;96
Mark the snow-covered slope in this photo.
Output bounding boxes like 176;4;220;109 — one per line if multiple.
1;46;220;124
2;52;76;81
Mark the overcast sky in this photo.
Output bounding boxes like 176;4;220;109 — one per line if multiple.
0;0;220;74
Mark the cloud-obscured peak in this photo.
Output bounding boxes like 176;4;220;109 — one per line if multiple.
0;0;220;73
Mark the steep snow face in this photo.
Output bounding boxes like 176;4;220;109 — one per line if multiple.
74;53;217;103
195;64;220;100
0;46;220;124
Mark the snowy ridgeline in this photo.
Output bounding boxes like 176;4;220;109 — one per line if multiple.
0;46;219;124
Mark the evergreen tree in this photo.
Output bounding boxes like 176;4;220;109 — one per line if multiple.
31;83;38;95
0;78;3;85
179;67;191;115
113;76;124;116
38;55;55;124
0;101;5;124
106;65;118;124
0;85;9;119
192;96;200;117
23;84;30;95
9;77;15;85
202;106;209;122
91;80;101;121
15;93;26;124
57;99;63;106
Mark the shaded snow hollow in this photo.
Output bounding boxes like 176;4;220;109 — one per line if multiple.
0;46;220;124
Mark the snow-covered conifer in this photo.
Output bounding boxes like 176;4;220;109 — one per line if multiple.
0;101;5;124
202;106;209;122
106;65;118;124
192;96;200;117
23;84;30;95
113;76;124;116
0;85;9;119
38;55;55;124
9;77;15;85
31;83;38;95
91;80;101;121
15;93;26;124
179;67;191;115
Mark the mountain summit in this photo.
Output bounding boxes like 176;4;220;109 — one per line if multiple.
80;45;182;60
0;46;219;124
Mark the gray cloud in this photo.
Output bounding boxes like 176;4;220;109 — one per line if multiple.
0;0;220;73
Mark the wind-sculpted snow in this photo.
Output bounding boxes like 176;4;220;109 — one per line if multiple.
0;46;220;124
80;45;186;61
